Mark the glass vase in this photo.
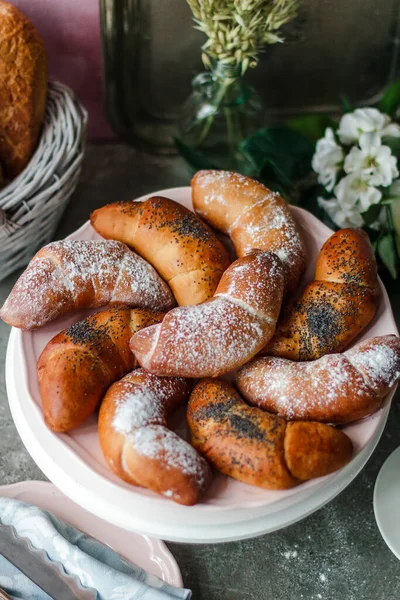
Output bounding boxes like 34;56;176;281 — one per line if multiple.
177;62;266;175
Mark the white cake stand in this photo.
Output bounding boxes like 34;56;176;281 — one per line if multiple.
5;186;399;543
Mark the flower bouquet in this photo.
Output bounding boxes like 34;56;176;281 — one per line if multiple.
313;107;400;278
237;88;400;281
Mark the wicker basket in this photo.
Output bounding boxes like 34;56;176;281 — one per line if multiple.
0;81;88;281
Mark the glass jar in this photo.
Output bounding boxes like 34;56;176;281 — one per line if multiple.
177;62;265;174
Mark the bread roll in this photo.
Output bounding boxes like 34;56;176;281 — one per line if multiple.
263;228;379;360
191;170;306;296
37;308;163;431
0;240;175;329
99;369;211;505
37;307;164;432
0;1;48;178
237;335;400;424
130;250;285;378
90;196;231;305
188;379;353;489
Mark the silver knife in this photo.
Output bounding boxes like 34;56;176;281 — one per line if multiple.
0;522;97;600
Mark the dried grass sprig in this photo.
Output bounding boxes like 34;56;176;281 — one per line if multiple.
187;0;300;75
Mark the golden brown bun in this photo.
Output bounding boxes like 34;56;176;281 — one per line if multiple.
98;369;211;506
191;170;306;296
237;335;400;424
0;1;48;178
284;421;353;480
263;228;379;360
90;196;231;306
130;250;285;378
37;307;164;432
187;380;353;489
0;240;175;329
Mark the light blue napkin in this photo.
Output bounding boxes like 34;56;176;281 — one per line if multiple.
0;498;191;600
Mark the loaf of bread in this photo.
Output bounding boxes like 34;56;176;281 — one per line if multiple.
90;196;231;305
191;170;306;296
263;228;379;360
0;1;48;178
0;240;175;329
130;250;285;378
37;307;164;432
188;379;353;489
99;369;211;505
237;335;400;424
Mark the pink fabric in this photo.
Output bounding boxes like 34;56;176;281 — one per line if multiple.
12;0;114;140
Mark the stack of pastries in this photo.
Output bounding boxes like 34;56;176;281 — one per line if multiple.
2;170;400;506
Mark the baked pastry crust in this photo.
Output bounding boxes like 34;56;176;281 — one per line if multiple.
0;1;48;178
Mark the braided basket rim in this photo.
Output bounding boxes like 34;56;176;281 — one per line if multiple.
0;80;88;280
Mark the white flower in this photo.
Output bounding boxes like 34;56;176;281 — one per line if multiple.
335;173;382;212
344;132;399;187
337;107;400;145
312;128;344;191
318;196;364;228
318;172;382;229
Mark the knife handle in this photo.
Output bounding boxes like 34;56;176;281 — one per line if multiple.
0;587;13;600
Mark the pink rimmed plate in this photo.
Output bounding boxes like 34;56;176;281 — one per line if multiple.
5;186;399;543
0;480;183;586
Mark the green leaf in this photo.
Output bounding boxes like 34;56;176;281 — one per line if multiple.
382;135;400;156
379;80;400;117
396;232;400;257
259;157;293;190
285;115;337;143
361;203;383;226
240;127;314;191
174;138;220;171
378;233;398;279
340;95;353;113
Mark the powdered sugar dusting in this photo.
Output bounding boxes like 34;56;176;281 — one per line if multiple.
238;336;400;422
158;297;268;377
48;240;173;310
134;251;283;377
238;353;370;421
237;196;303;266
193;171;302;265
216;251;284;321
192;170;306;294
1;256;64;328
1;240;173;328
113;375;185;433
130;425;208;488
111;372;210;492
345;337;400;392
113;385;164;433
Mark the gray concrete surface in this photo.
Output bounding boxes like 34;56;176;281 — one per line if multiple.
1;144;399;599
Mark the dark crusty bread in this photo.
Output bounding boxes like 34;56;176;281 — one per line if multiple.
0;1;48;178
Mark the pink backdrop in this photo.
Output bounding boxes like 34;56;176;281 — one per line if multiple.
12;0;113;140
